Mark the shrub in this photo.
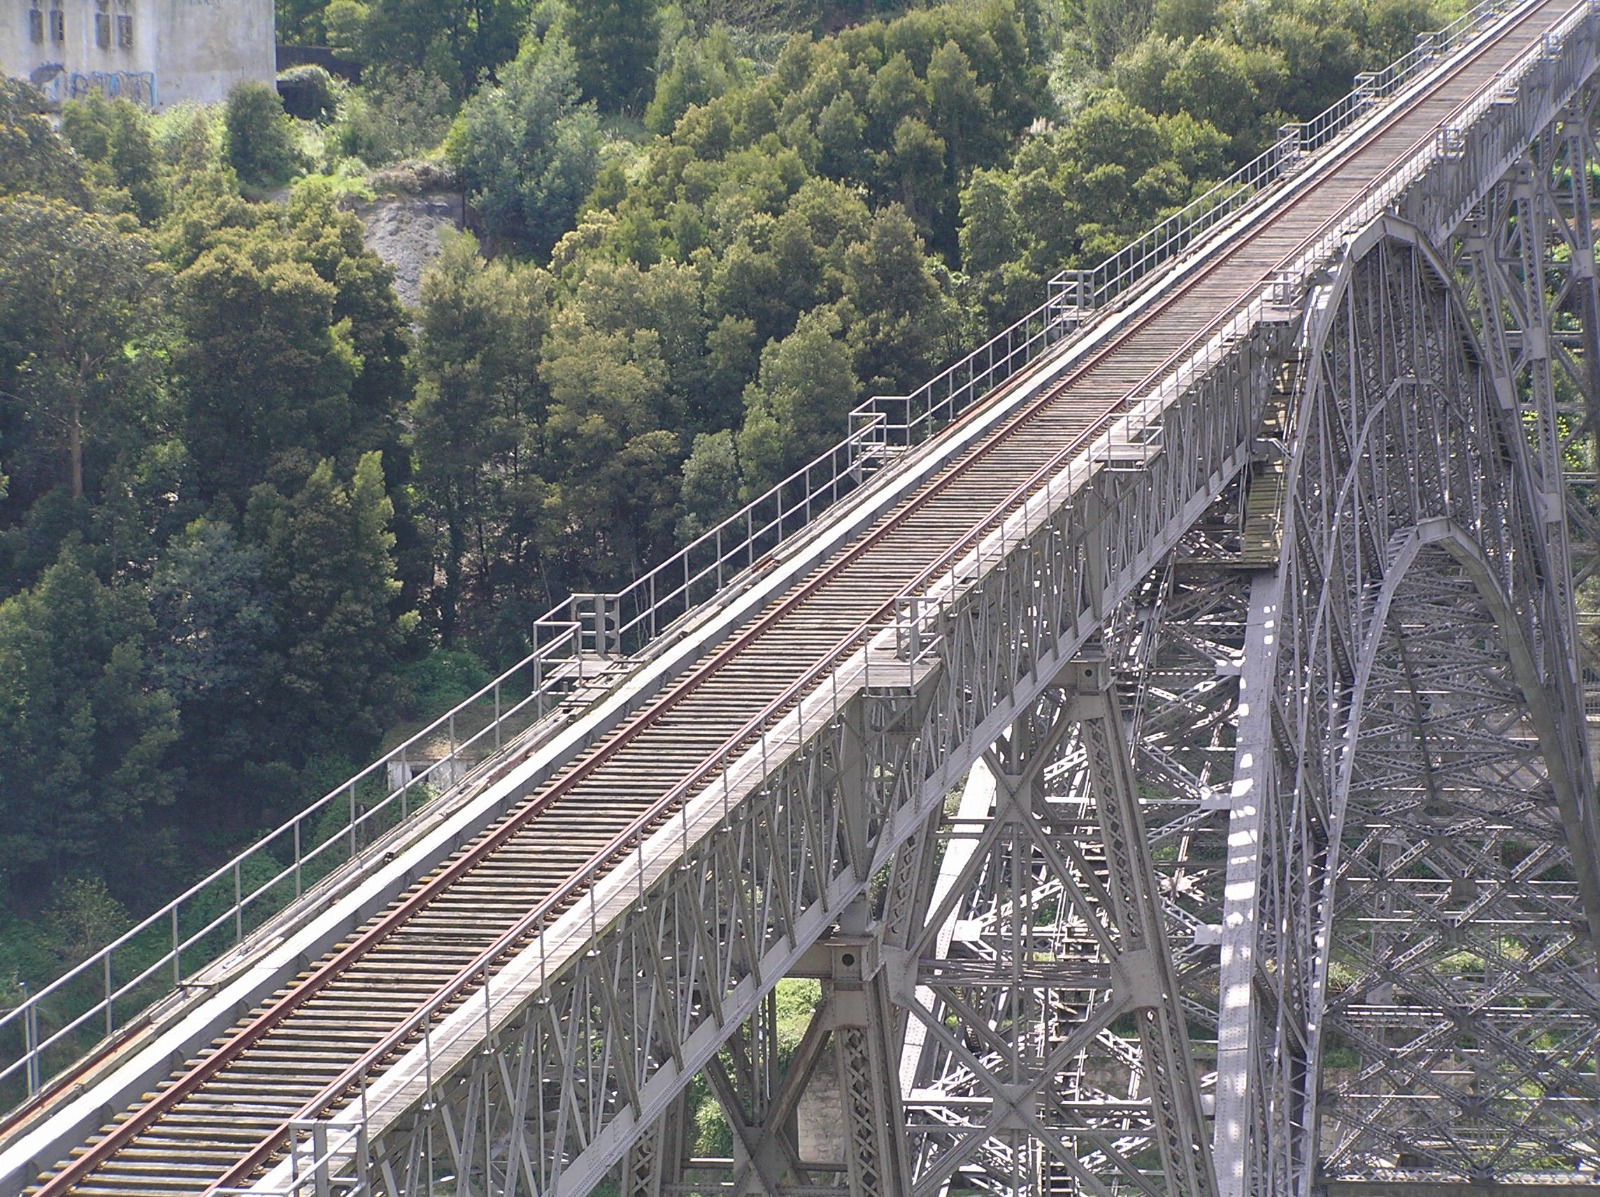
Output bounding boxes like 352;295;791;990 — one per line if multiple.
277;65;341;123
329;68;454;166
223;81;301;186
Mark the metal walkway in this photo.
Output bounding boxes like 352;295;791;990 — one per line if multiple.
5;0;1600;1192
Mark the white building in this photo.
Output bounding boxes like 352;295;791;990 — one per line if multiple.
2;0;275;109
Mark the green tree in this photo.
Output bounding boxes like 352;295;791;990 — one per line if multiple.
926;40;998;172
150;518;278;707
329;67;455;164
149;517;283;826
957;166;1031;323
223;81;302;188
0;198;162;502
564;0;661;111
0;543;178;899
411;234;549;642
736;305;857;493
61;90;166;223
678;428;739;540
958;92;1227;309
564;259;714;428
44;876;130;964
243;453;409;752
324;0;527;96
645;28;749;134
1084;0;1153;65
0;79;89;205
452;40;603;256
1230;0;1364;119
1154;0;1218;41
1363;0;1449;63
173;243;360;504
841;205;957;393
1115;35;1285;160
278;185;412;466
277;0;329;43
541;309;679;584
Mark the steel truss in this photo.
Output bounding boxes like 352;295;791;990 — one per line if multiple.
253;16;1600;1197
1455;80;1600;687
1246;216;1600;1192
287;287;1294;1197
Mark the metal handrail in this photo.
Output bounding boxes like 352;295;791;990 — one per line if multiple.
251;0;1599;1173
0;0;1540;1113
273;286;1293;1196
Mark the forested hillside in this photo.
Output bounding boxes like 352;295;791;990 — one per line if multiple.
0;0;1453;995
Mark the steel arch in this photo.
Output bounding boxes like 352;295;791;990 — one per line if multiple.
1258;218;1600;1191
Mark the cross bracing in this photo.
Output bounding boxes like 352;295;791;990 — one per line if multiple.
5;2;1600;1195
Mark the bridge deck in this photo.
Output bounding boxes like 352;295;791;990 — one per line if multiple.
15;1;1583;1191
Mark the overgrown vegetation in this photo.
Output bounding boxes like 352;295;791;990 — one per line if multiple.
0;0;1455;1052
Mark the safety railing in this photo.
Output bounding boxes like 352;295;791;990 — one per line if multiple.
600;419;892;654
1049;129;1303;317
0;621;582;1107
856;283;1080;452
179;0;1592;1187
247;258;1290;1197
0;0;1545;1119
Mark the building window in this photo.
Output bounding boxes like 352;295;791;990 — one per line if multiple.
48;1;63;41
115;11;130;46
28;5;44;42
94;1;109;48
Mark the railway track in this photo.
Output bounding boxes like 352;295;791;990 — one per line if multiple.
20;2;1580;1190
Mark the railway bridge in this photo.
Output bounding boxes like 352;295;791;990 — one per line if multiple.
7;0;1600;1192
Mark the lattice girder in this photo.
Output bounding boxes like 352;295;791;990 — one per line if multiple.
1269;218;1600;1189
241;24;1600;1195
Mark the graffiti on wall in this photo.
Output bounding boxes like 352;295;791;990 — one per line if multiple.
36;69;157;107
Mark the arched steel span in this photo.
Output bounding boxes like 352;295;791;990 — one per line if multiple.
1242;218;1600;1193
6;2;1600;1195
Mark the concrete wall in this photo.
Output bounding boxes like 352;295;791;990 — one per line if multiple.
1;0;274;108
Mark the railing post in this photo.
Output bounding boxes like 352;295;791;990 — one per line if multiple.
1051;268;1096;319
1278;122;1304;166
311;1121;331;1197
1353;70;1378;108
354;1120;371;1191
24;991;41;1094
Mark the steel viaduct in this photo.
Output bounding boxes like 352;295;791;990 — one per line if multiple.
7;0;1600;1192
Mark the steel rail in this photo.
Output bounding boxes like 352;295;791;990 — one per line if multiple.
23;0;1579;1191
194;2;1583;1187
0;0;1524;1124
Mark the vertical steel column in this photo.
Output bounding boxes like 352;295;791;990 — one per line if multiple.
1212;570;1283;1197
1074;654;1221;1197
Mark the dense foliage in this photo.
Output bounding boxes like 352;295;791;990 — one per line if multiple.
0;0;1452;1007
